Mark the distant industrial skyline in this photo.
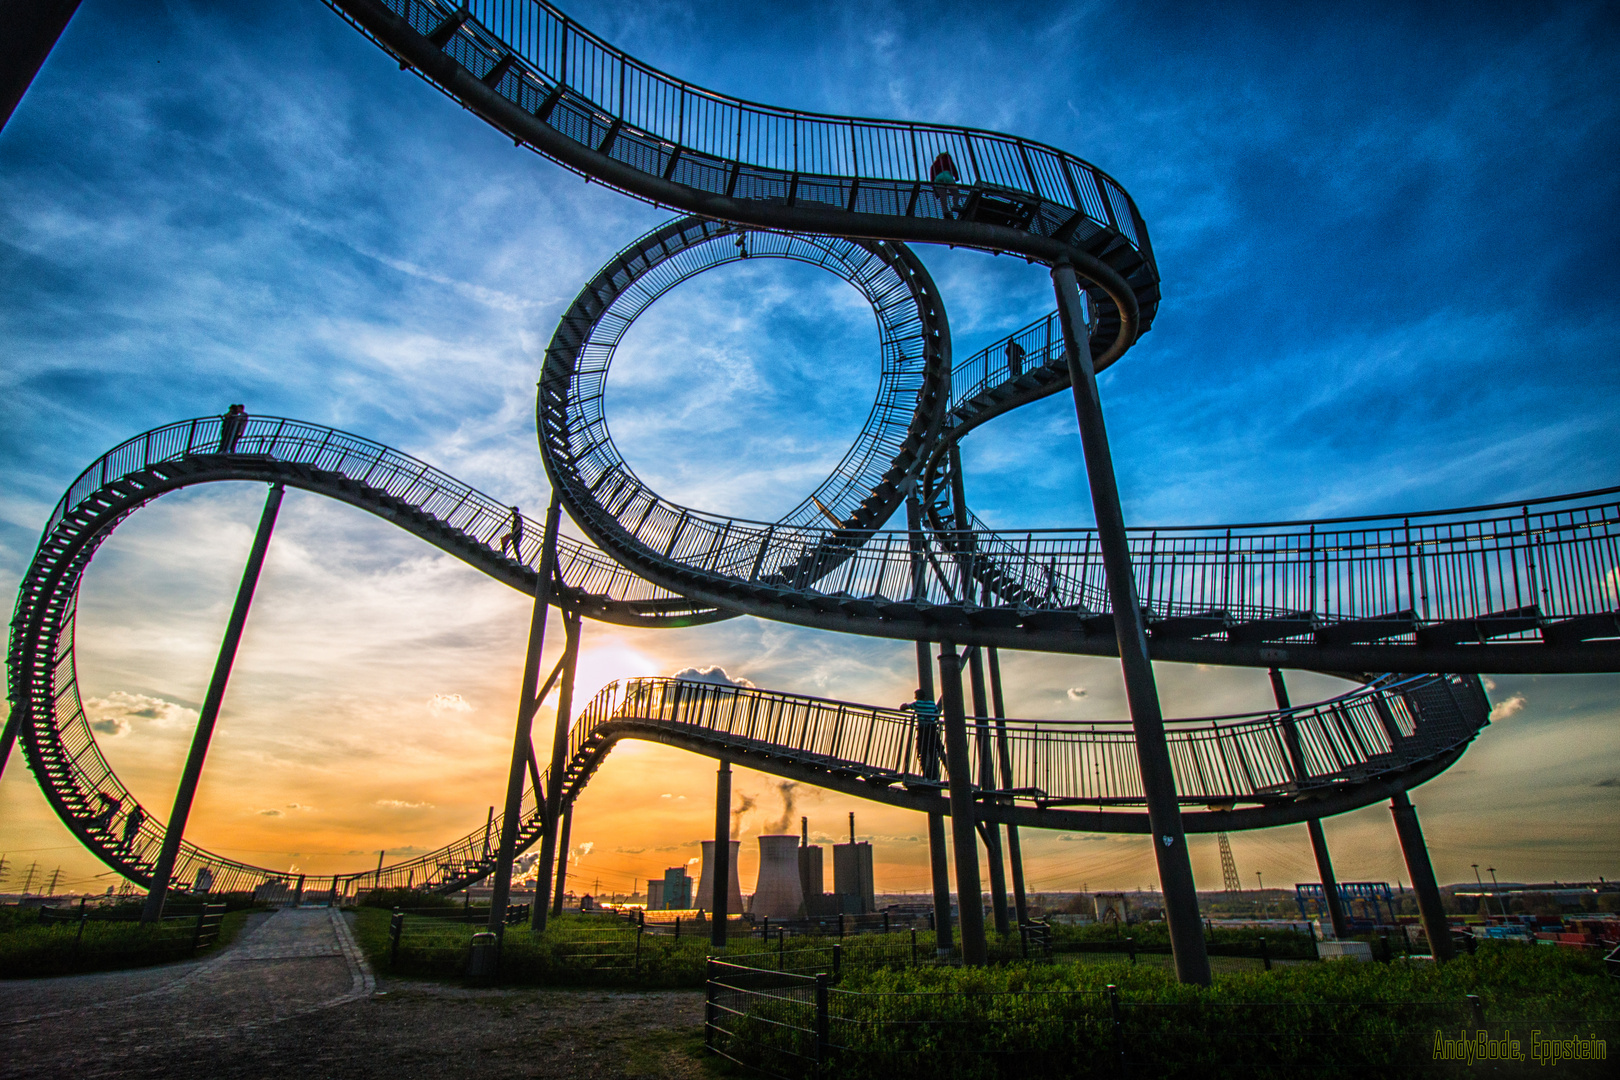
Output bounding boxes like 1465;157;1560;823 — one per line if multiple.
2;1;1618;900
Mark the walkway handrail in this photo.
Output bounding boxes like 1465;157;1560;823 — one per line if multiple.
32;414;706;621
354;0;1154;268
570;672;1488;810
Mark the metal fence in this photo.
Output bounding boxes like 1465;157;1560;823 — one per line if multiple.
706;961;1617;1077
12;902;227;973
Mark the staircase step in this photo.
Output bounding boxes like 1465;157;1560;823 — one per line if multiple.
1417;605;1542;647
1314;611;1417;647
1540;611;1620;646
1227;613;1316;644
1149;610;1230;640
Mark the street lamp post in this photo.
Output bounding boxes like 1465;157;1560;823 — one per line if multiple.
1487;867;1503;918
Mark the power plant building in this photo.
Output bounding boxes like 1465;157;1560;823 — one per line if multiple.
646;879;665;910
833;842;875;914
751;834;804;917
662;866;692;910
799;842;823;900
695;839;743;913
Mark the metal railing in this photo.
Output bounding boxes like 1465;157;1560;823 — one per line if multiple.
37;415;691;613
946;304;1091;424
547;466;1620;635
571;673;1487;809
334;0;1157;285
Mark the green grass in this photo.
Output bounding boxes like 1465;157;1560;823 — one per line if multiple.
349;909;1617;1077
0;906;254;978
731;944;1619;1079
353;909;1308;989
354;908;951;987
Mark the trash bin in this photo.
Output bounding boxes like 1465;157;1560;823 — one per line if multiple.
467;931;499;983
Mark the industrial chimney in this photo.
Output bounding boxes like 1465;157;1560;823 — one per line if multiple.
833;812;875;914
799;816;824;901
752;835;805;918
695;840;743;913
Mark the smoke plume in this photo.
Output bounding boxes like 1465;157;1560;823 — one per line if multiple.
731;793;756;834
762;781;800;834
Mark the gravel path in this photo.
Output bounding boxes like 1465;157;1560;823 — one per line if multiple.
1;908;708;1079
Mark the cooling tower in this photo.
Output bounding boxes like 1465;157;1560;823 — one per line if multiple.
695;839;743;912
752;834;805;918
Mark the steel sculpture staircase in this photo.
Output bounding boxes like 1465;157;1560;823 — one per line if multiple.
8;0;1616;898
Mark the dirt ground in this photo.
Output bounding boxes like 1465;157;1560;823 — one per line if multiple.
0;909;710;1080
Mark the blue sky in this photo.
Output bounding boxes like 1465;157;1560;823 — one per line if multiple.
1;0;1616;899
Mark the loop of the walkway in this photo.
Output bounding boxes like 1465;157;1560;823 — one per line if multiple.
540;216;949;596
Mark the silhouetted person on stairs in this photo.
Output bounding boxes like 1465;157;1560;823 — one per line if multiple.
1006;339;1026;378
500;506;524;560
218;404;248;453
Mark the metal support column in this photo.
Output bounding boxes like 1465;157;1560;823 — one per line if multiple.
906;495;953;955
1390;790;1455;961
142;483;283;922
711;758;732;948
966;647;1010;935
938;641;986;965
0;701;21;783
947;447;1009;936
532;606;581;933
487;496;562;937
0;0;83;133
550;802;573;916
987;646;1028;925
1052;263;1210;985
1268;668;1349;939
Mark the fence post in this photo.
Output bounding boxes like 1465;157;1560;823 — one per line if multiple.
814;972;830;1068
635;924;643;972
704;958;716;1050
1260;936;1271;971
675;916;681;939
832;942;842;983
390;909;404;966
1467;994;1486;1031
73;898;88;958
883;911;890;934
911;927;918;966
778;928;786;971
1127;936;1135;964
1107;983;1125;1078
191;907;207;953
